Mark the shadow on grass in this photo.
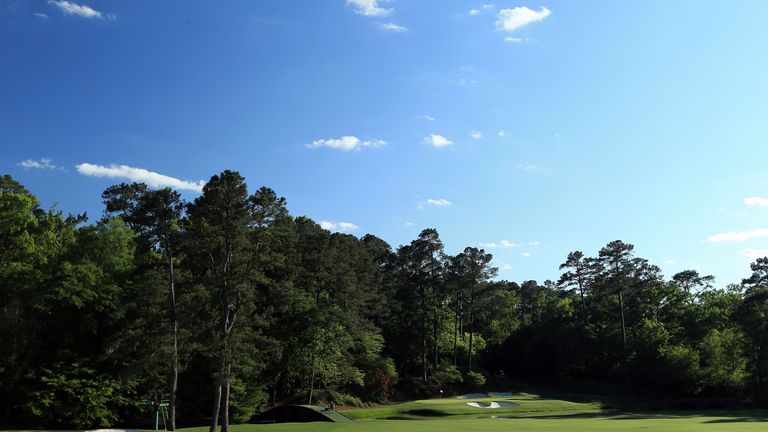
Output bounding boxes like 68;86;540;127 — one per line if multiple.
403;409;451;417
507;410;768;422
704;417;768;423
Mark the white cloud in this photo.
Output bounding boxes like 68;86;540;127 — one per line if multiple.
458;77;480;87
306;136;386;151
379;22;407;32
469;130;483;140
745;197;768;207
480;240;523;248
404;222;414;227
424;134;453;148
505;37;524;43
665;259;677;265
48;1;104;19
347;0;392;17
469;9;481;16
482;4;495;10
34;12;49;18
320;220;359;232
480;239;539;248
515;163;545;172
496;6;551;33
741;248;768;261
76;163;205;192
18;158;60;170
707;228;768;243
418;115;435;121
522;252;531;257
418;198;452;209
498;129;507;137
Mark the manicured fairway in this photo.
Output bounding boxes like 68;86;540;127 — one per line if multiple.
178;412;768;432
175;392;768;432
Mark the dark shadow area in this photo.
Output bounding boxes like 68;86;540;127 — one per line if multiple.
250;405;336;423
404;409;451;417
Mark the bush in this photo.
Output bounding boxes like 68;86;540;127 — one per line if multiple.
325;389;363;407
364;368;394;402
429;363;463;387
464;371;486;388
229;378;267;423
24;362;137;429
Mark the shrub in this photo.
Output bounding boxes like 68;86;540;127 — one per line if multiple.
429;363;463;387
24;362;137;429
364;368;394;402
464;371;486;388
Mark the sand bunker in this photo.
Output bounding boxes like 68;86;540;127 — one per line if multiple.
87;430;138;432
466;401;519;409
457;393;489;399
488;391;513;397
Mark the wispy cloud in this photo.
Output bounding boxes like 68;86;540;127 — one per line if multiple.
306;136;386;151
34;12;49;18
745;197;768;207
418;198;452;209
496;6;551;33
522;252;531;257
347;0;392;17
469;130;483;140
741;248;768;261
469;4;495;16
418;115;435;121
707;228;768;243
480;240;523;248
479;239;539;248
498;129;507;137
515;163;546;172
48;1;107;19
424;134;453;148
320;220;360;232
18;158;61;170
505;37;525;43
76;163;205;192
379;22;407;32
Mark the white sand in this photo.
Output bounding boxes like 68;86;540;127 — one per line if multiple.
87;430;139;432
457;393;489;399
466;401;519;409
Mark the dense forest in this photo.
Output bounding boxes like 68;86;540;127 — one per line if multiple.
2;170;767;429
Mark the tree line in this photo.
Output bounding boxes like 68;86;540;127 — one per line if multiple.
1;171;767;429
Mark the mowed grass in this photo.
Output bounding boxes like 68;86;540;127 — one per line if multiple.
175;391;768;432
342;392;602;419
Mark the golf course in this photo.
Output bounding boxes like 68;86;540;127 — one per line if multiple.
174;391;768;431
6;4;768;429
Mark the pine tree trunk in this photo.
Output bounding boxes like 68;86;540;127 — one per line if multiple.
420;284;427;382
221;375;230;432
618;291;628;382
453;309;459;367
168;245;179;431
209;383;222;432
468;309;474;372
308;367;315;404
433;306;439;369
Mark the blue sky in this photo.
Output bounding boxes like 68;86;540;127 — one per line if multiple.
3;0;768;286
